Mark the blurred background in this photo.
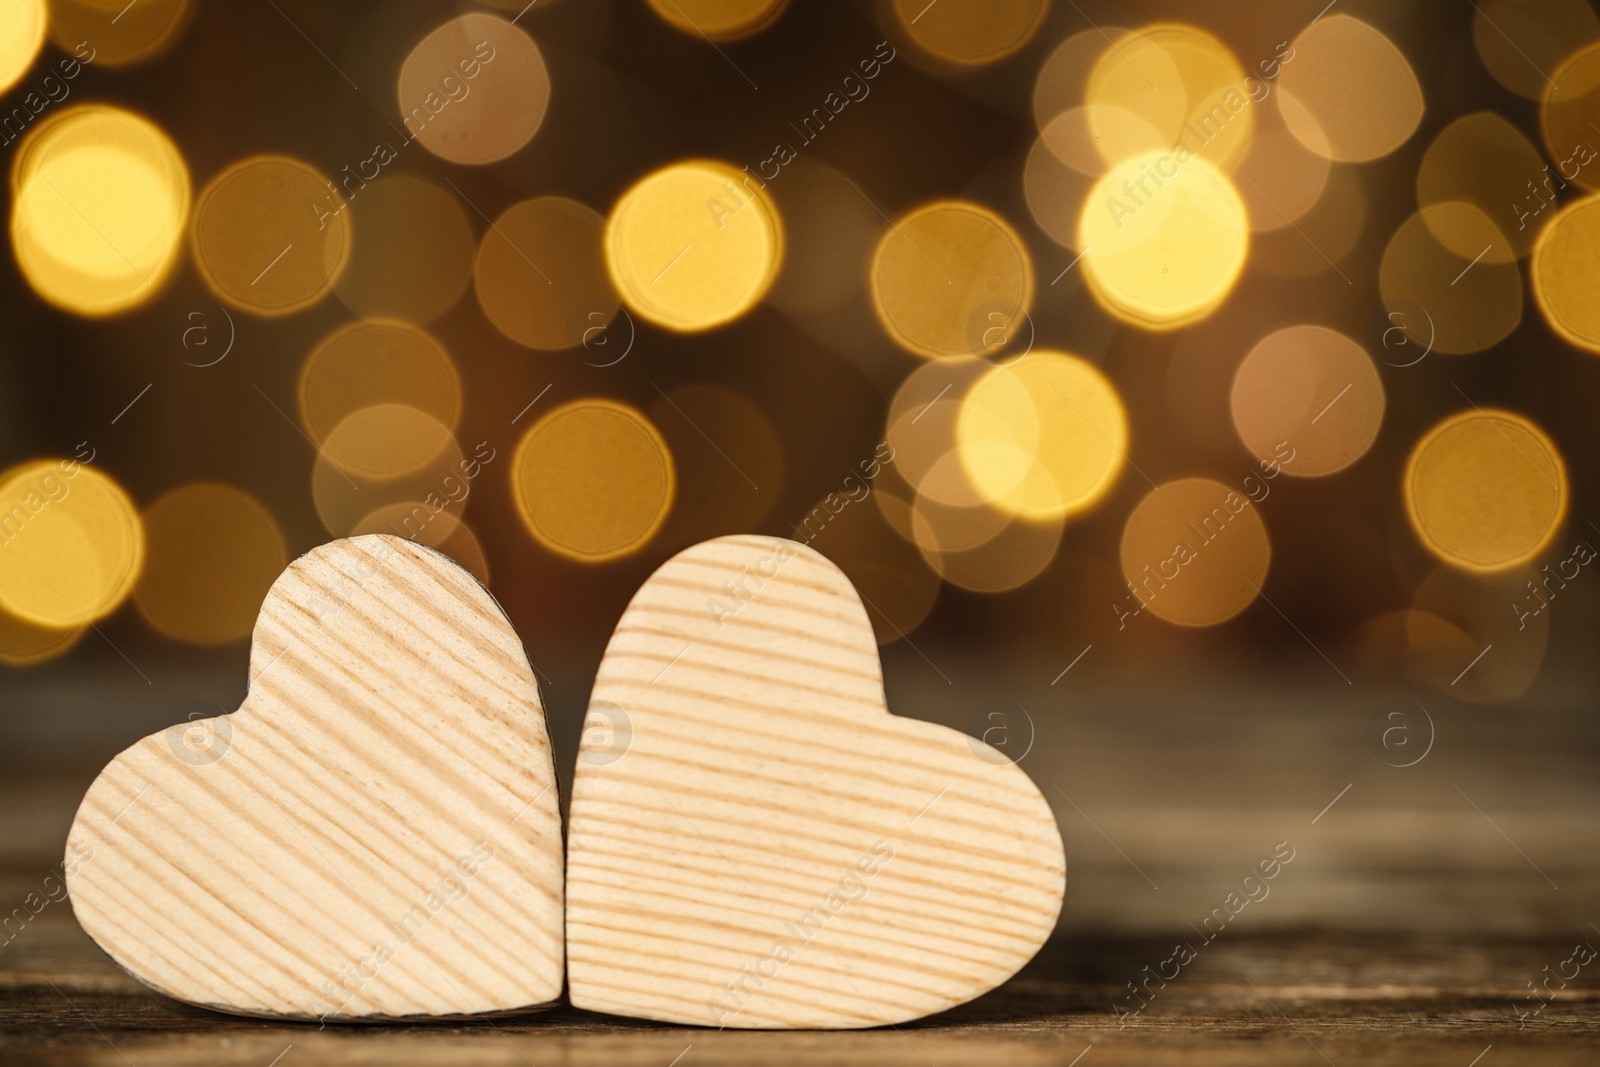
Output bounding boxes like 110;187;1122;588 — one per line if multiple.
1;0;1597;945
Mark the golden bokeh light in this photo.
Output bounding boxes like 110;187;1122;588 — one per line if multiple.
1379;203;1521;355
921;509;1063;594
1480;0;1600;101
1411;566;1550;704
605;160;782;332
192;155;350;316
1405;409;1567;574
0;0;44;94
870;200;1033;360
335;176;474;324
1417;113;1545;259
10;105;189;316
1025;107;1151;250
1079;150;1249;330
398;13;549;166
957;352;1128;521
1230;325;1384;477
1119;478;1270;627
1277;14;1423;162
649;385;783;550
312;419;477;539
512;399;675;563
1033;28;1128;130
1542;41;1600;190
47;0;192;67
0;606;83;667
0;460;143;629
910;480;1011;554
890;0;1046;67
476;196;619;350
1233;104;1330;233
1531;195;1600;354
647;0;788;42
320;403;460;483
1085;23;1255;173
133;484;286;646
884;356;989;508
298;319;462;451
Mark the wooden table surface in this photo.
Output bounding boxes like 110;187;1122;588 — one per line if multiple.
7;908;1599;1065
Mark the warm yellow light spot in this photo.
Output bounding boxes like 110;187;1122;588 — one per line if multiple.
1230;325;1384;477
1277;14;1423;162
0;606;82;667
1119;478;1271;627
1023;125;1095;251
192;155;350;316
311;418;474;538
870;200;1033;360
321;403;459;482
884;356;989;509
909;481;1010;554
647;0;788;41
891;0;1046;67
399;13;549;166
1085;23;1255;173
10;105;189;316
47;0;191;67
512;399;675;563
336;176;474;324
0;0;44;93
1405;409;1567;574
134;484;286;646
1477;0;1599;101
1034;28;1129;130
1079;150;1248;330
605;160;782;332
477;196;619;350
1418;113;1545;259
298;320;462;452
0;459;143;628
920;509;1063;593
1379;203;1521;354
957;352;1127;521
1531;195;1600;354
1542;41;1600;190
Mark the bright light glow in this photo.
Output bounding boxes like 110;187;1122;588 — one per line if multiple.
1230;325;1384;477
398;13;548;165
0;0;44;94
647;0;788;42
1277;14;1423;162
1531;195;1600;354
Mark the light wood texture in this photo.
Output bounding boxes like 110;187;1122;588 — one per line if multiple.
566;534;1066;1028
63;535;564;1020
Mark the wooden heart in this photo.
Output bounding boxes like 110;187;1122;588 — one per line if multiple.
566;535;1065;1028
65;535;564;1020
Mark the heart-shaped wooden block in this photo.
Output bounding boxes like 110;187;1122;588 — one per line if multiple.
566;535;1065;1028
65;535;564;1020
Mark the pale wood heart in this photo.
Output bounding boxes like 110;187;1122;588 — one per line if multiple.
566;534;1065;1028
64;535;564;1020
